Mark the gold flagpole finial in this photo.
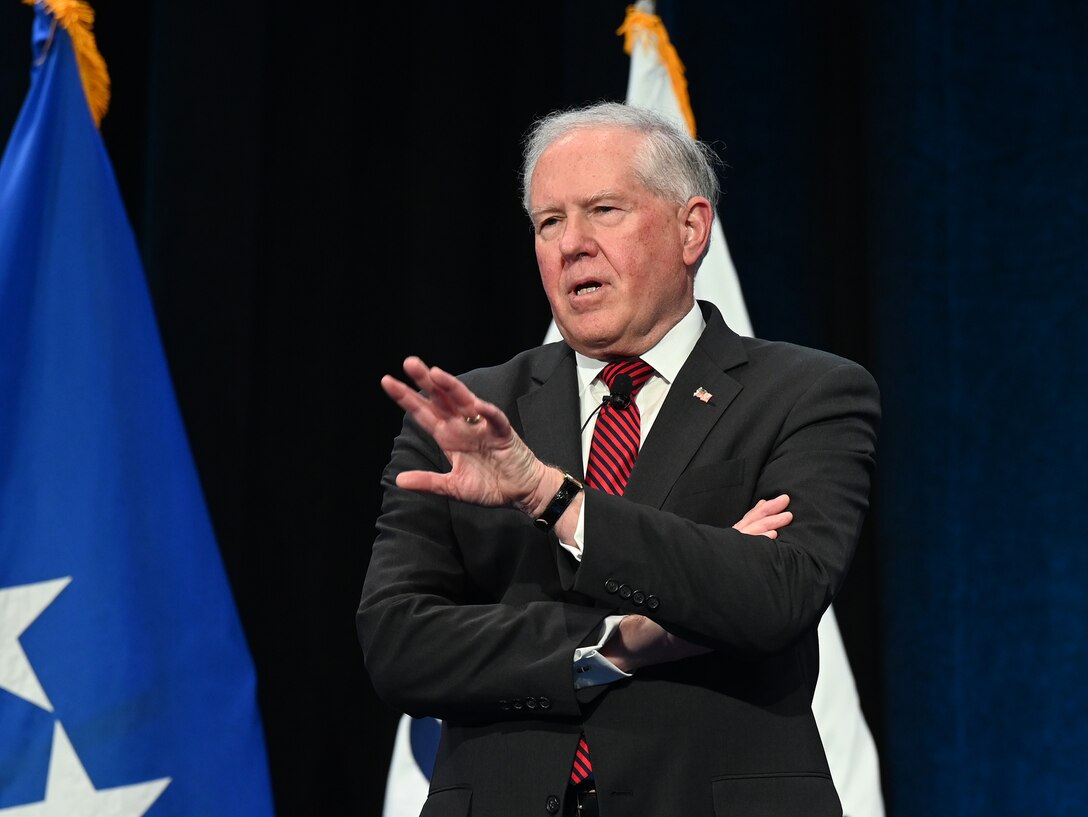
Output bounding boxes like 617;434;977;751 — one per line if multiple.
25;0;111;126
617;2;697;137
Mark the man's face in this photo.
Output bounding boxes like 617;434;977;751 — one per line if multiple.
529;127;697;360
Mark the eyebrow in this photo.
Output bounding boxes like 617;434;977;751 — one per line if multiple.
529;190;624;221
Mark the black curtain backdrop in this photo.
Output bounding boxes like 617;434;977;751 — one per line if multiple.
2;2;1085;815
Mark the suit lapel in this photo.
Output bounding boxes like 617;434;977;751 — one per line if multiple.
625;303;749;507
513;303;748;503
517;347;584;479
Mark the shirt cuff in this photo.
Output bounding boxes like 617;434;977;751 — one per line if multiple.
573;615;631;689
557;499;587;561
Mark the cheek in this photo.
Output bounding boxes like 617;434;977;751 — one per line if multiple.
626;248;690;311
536;246;562;290
625;228;682;285
632;215;683;256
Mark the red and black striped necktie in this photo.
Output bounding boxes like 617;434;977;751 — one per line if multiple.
570;358;654;786
584;359;655;496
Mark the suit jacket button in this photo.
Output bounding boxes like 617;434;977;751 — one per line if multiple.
513;698;524;710
526;697;538;709
539;696;552;710
545;794;561;814
618;584;632;599
499;699;510;711
646;595;660;610
605;579;619;593
632;590;646;605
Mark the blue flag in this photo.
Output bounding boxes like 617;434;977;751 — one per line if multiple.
0;6;275;815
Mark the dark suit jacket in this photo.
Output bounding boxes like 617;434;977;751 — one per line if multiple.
358;301;880;817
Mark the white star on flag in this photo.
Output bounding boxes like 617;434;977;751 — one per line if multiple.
0;721;170;816
0;578;72;711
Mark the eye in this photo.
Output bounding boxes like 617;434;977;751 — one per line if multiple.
591;205;624;223
537;216;561;237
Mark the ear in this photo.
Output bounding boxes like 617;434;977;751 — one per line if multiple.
681;197;714;266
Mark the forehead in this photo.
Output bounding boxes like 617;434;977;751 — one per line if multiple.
531;127;645;204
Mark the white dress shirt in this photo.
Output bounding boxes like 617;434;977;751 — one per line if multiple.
564;302;705;687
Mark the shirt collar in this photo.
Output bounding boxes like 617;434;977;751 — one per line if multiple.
573;301;706;394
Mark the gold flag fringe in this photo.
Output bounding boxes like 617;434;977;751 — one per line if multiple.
24;0;110;126
617;4;697;138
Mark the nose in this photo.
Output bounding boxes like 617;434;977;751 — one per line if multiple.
558;214;596;260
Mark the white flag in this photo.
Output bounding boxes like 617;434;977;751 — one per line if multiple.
384;5;884;816
381;715;436;817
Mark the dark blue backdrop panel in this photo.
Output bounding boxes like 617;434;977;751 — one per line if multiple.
865;2;1088;814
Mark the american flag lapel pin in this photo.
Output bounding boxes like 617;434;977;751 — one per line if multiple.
693;386;712;404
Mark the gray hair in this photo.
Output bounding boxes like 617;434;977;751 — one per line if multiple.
520;100;722;216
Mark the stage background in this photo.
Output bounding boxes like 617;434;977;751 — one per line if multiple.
2;2;1085;815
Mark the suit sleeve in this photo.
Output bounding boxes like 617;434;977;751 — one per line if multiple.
357;414;607;724
568;359;881;655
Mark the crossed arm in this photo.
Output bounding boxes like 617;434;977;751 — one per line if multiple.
380;355;794;675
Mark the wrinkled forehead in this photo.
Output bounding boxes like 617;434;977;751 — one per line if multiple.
531;128;647;205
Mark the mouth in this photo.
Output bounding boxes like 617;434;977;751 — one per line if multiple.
573;281;603;297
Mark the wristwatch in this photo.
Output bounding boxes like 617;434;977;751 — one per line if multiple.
532;473;584;531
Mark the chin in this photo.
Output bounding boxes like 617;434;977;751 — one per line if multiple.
562;314;614;342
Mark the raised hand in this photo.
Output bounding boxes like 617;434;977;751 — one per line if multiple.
381;356;549;513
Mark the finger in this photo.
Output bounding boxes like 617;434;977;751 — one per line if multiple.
732;494;791;530
398;361;470;422
381;374;428;414
732;502;769;530
401;357;443;405
749;510;793;532
735;510;793;536
426;365;481;417
761;510;793;530
760;493;790;513
381;372;445;436
396;470;454;496
392;357;520;444
401;355;431;383
732;508;758;531
399;357;474;430
425;366;516;437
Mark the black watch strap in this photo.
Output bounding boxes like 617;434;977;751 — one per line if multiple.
533;473;583;531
